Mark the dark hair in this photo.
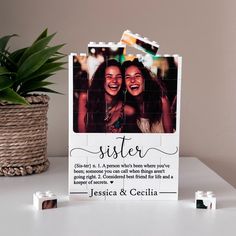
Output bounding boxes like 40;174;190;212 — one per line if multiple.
86;59;124;132
165;57;177;79
122;59;163;125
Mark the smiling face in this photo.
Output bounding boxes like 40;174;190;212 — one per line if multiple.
104;66;122;96
125;65;144;96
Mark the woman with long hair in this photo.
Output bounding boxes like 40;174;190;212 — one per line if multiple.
122;59;173;133
78;59;138;133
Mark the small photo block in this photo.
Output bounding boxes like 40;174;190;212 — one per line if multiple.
33;191;58;210
195;191;216;209
121;30;159;55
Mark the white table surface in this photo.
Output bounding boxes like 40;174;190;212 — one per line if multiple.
0;157;236;236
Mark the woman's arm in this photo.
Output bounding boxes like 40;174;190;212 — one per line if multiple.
78;92;88;132
161;96;173;133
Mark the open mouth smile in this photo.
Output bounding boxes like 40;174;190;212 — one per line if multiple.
108;84;120;90
129;84;140;90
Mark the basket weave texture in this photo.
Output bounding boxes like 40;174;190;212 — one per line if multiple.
0;95;50;176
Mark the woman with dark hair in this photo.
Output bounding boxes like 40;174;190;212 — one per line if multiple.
122;59;173;133
78;59;138;133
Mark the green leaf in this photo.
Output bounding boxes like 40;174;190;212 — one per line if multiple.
27;73;55;81
35;62;65;75
10;47;28;63
34;29;48;43
0;87;29;105
0;66;9;75
13;73;55;92
27;73;54;81
47;55;65;63
0;34;17;52
22;67;64;83
0;51;17;67
0;75;13;91
18;33;56;66
0;67;16;77
16;44;65;81
31;87;62;94
19;81;54;94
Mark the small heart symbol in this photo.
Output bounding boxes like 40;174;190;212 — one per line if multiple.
110;181;114;184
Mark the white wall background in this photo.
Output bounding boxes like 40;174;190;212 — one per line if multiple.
1;0;236;187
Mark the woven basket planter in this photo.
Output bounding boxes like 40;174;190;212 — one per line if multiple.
0;95;50;176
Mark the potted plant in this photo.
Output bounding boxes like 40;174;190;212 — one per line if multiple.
0;29;65;176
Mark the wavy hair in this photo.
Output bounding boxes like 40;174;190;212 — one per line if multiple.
86;59;124;132
122;59;164;125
